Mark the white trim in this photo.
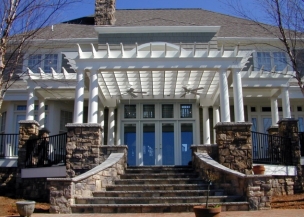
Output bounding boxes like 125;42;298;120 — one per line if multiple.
21;166;66;178
95;26;221;34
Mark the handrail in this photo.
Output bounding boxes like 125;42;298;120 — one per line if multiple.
0;134;19;158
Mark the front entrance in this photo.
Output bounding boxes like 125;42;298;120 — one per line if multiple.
123;121;194;166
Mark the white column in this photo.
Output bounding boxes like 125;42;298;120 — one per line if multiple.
202;106;210;144
73;69;84;123
282;87;291;118
219;69;231;122
232;70;245;122
213;106;220;143
99;107;105;145
38;98;46;128
271;97;279;126
107;107;115;146
88;69;99;123
26;87;35;121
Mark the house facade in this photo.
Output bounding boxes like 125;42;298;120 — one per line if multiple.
1;3;303;167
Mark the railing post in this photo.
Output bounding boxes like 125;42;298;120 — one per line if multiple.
278;118;302;192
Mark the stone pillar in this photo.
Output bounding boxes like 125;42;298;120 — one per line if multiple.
16;120;40;197
65;123;102;177
232;70;245;122
88;69;99;123
202;106;210;144
281;87;291;118
213;106;220;143
26;87;35;121
278;118;302;192
219;69;231;122
38;98;46;128
95;0;116;25
107;107;115;146
73;70;84;123
215;122;252;174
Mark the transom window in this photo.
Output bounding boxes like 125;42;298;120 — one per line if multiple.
143;105;155;118
125;105;136;118
27;54;58;73
162;104;174;118
180;104;192;118
255;51;287;71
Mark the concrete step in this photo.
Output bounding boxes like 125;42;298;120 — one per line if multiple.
121;173;199;179
114;178;203;185
106;184;209;191
76;195;243;204
93;189;224;198
126;167;194;174
71;202;249;213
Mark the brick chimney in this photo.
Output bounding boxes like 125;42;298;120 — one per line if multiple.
95;0;116;25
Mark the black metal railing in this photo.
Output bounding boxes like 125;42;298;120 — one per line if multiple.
25;133;67;168
0;134;19;158
300;132;304;156
252;131;293;165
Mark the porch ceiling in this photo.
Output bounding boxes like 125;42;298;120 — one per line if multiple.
98;70;219;99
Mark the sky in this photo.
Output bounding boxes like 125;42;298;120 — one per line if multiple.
60;0;246;22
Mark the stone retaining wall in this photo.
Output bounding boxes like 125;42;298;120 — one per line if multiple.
192;151;296;210
48;153;126;214
0;167;17;197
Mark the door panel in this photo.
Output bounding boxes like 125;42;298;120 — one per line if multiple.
143;123;156;165
124;123;137;166
180;123;193;165
161;123;175;165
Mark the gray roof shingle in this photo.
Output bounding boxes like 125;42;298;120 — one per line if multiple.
34;9;279;40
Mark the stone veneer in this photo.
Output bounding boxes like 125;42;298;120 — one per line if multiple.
95;0;116;25
66;123;103;177
192;150;295;211
214;122;253;175
278;118;302;192
48;153;126;214
16;120;40;198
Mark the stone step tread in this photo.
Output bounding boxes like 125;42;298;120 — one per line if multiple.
107;184;209;187
76;196;240;200
93;190;224;194
122;173;198;176
72;201;249;207
116;178;203;181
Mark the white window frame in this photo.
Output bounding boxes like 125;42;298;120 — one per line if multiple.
253;51;288;72
24;52;62;74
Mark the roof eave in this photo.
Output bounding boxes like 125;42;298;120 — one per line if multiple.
94;26;221;34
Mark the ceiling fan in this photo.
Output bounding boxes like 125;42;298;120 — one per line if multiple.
123;87;147;98
180;86;204;98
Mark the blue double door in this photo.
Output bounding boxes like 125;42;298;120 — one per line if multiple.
124;122;194;166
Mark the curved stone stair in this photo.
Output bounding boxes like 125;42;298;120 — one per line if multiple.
72;166;249;213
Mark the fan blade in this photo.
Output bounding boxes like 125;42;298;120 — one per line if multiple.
190;91;201;95
130;93;138;98
191;87;204;91
133;91;147;94
180;93;187;98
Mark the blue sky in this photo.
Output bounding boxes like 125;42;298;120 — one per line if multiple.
60;0;240;22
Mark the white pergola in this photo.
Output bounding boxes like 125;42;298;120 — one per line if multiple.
23;41;295;144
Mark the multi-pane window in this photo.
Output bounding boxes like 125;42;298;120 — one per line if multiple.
162;104;174;118
1;112;6;133
180;104;192;118
143;105;155;118
27;54;58;73
256;51;287;71
28;54;42;73
60;110;73;133
125;105;136;118
44;54;58;73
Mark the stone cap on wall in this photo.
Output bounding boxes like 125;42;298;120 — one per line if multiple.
65;123;102;128
19;120;39;126
278;118;298;124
